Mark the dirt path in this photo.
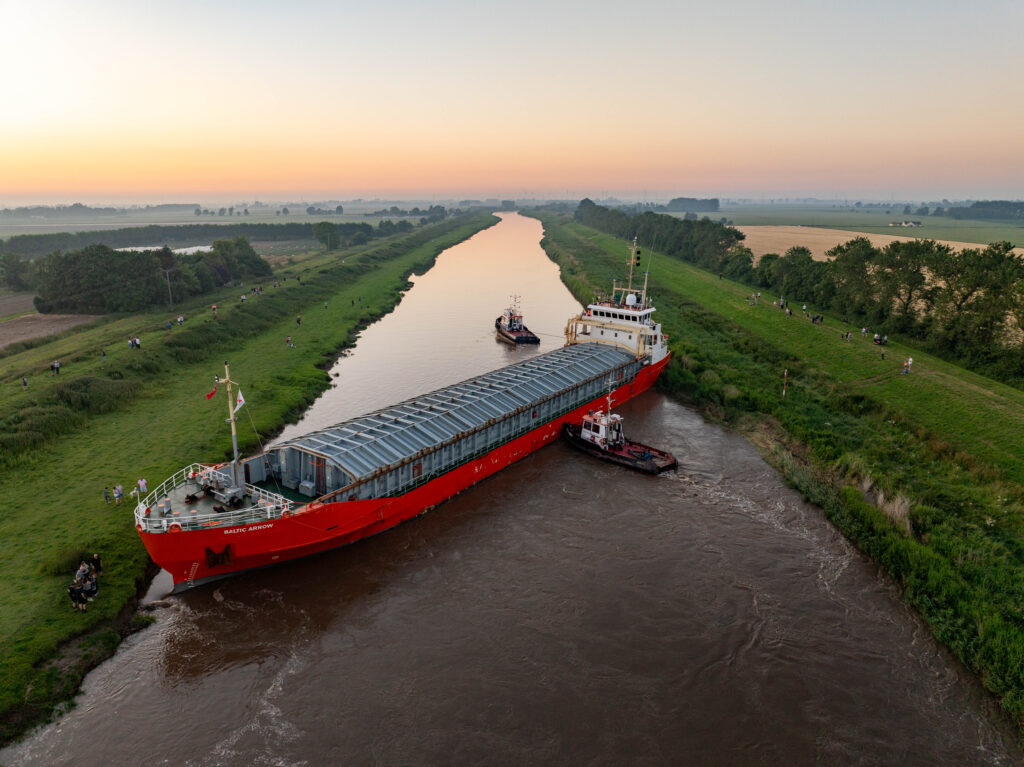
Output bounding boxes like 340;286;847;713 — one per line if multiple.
738;225;1024;263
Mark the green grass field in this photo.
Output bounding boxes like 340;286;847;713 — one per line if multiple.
711;204;1024;247
0;205;467;241
0;212;498;743
532;209;1024;729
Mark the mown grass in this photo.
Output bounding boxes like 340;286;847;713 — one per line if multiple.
0;212;498;744
532;209;1024;729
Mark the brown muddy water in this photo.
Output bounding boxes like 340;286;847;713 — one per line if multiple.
3;213;1021;766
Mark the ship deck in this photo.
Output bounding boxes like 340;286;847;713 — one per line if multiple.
136;464;296;533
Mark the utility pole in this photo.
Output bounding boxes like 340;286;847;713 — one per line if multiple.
161;267;174;307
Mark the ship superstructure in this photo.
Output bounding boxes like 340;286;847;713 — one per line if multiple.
564;238;668;367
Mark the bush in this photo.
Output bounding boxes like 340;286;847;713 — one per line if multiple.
55;378;140;414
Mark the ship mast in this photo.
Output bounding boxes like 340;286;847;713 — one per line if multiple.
613;236;646;307
221;360;242;493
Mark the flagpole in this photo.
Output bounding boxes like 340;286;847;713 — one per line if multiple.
223;361;241;490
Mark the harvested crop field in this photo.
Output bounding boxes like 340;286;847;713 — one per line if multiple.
0;313;100;351
0;293;35;318
738;225;1024;263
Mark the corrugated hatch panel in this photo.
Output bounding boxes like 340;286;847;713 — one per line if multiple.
272;342;634;483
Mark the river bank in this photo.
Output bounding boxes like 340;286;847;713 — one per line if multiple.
0;212;498;745
530;209;1024;732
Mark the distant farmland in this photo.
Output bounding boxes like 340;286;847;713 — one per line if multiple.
738;225;1024;263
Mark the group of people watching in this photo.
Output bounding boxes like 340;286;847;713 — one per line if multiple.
67;554;103;612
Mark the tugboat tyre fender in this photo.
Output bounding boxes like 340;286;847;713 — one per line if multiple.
169;523;182;533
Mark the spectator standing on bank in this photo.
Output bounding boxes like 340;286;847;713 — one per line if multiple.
103;487;111;504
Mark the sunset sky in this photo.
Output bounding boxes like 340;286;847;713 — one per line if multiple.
2;0;1022;204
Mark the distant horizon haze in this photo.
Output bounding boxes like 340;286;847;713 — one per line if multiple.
2;1;1021;207
0;190;1017;209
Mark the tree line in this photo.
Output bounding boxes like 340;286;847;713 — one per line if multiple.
575;199;1024;387
944;201;1024;220
0;217;438;292
1;212;456;310
363;205;449;223
31;237;272;314
0;222;322;259
574;198;744;273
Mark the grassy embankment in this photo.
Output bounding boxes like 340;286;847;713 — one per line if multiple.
0;212;498;745
712;204;1024;247
532;210;1024;728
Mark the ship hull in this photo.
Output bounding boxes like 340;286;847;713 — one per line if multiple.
143;354;669;591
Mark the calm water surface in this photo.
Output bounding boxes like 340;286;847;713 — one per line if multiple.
4;212;1021;766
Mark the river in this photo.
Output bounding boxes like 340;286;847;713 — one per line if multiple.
4;212;1021;766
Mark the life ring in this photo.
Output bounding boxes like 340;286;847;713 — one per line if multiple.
169;523;182;533
136;523;143;532
599;438;606;445
144;507;151;517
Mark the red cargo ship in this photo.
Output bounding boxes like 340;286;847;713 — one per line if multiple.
136;250;670;591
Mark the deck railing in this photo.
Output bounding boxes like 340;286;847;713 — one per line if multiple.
134;464;301;533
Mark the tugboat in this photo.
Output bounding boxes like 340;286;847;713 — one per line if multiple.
495;296;540;344
562;393;677;474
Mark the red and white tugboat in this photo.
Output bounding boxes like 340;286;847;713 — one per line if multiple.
495;296;540;344
562;393;676;474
